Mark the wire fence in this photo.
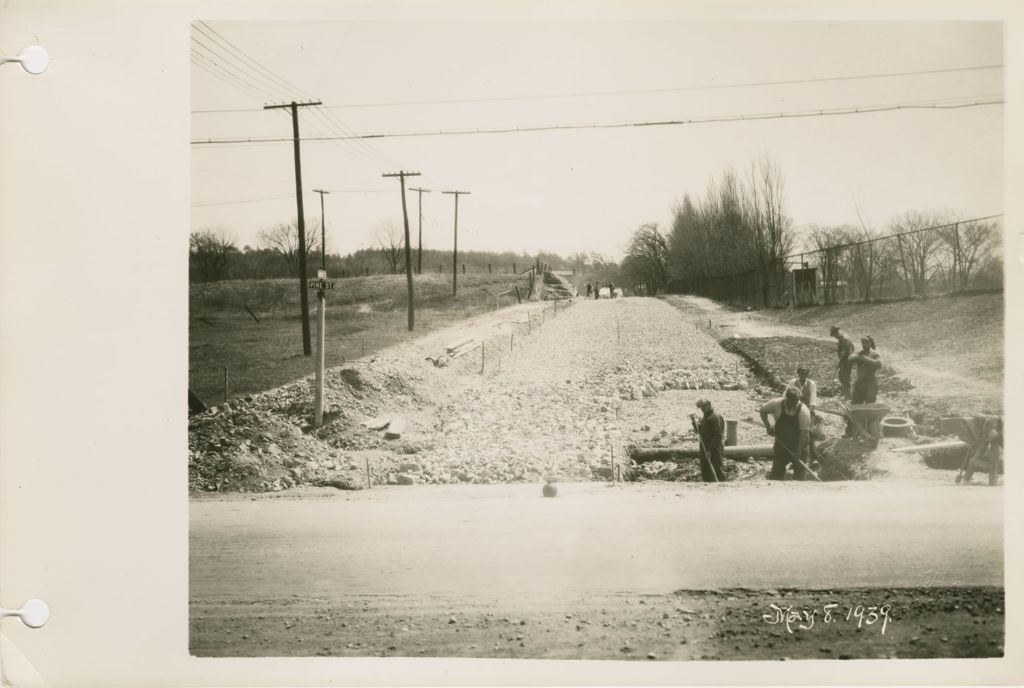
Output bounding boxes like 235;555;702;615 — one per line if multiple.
667;215;1003;309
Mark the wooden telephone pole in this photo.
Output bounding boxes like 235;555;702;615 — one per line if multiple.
312;189;330;270
383;171;421;331
264;99;322;356
409;187;431;274
442;190;471;298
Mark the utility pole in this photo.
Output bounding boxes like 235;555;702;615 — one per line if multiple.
383;171;421;331
409;187;431;274
264;100;322;356
313;189;330;270
442;190;471;298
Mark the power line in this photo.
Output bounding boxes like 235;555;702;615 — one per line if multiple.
191;37;294;101
191;189;394;208
192;22;416;177
191;194;294;208
190;63;1003;114
190;53;266;101
190;98;1004;147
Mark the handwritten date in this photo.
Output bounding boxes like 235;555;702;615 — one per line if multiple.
762;602;893;634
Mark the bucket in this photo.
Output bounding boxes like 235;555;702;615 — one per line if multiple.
726;419;738;446
881;416;913;438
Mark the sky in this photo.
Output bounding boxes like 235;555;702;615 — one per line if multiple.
190;20;1003;261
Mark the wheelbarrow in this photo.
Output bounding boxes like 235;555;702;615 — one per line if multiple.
818;400;891;447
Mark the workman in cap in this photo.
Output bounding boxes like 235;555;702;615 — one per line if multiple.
830;326;856;399
692;398;727;482
760;387;811;480
850;335;883;404
787;366;818;462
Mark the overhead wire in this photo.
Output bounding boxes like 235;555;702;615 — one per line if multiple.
192;27;412;177
193;21;418;175
190;52;267;101
192;189;394;208
190;63;1004;114
190;97;1004;147
193;21;442;185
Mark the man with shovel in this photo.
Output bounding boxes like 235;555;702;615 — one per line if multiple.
760;387;812;480
692;398;727;482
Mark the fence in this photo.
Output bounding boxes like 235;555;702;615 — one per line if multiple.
668;215;1002;309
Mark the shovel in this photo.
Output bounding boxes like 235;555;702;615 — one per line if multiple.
773;434;823;483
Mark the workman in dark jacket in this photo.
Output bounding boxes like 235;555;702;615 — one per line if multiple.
585;283;592;298
850;335;883;404
760;387;811;480
692;398;727;482
830;326;856;399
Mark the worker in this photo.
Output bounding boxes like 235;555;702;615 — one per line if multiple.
787;366;818;462
692;398;727;482
830;325;856;399
760;387;811;480
850;335;883;404
787;366;817;411
585;282;592;298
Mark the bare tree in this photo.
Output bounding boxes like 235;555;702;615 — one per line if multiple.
938;218;999;290
189;227;237;282
375;221;404;274
808;224;854;304
888;210;947;296
257;219;323;271
743;158;794;305
623;223;670;293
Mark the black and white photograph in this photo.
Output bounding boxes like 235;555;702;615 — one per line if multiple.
7;4;1019;685
185;18;1007;663
179;16;1016;668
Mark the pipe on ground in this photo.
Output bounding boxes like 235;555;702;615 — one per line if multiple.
630;444;775;463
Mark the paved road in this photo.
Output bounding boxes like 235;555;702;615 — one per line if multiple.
190;482;1002;600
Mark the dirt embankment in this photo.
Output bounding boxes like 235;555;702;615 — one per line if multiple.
663;293;1003;427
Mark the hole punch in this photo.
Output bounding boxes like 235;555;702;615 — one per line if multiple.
0;599;49;629
0;45;49;74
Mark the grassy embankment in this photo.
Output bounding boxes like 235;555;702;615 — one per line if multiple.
190;273;532;405
759;292;1003;386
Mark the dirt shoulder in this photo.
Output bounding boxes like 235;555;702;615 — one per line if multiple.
190;586;1003;660
661;293;1003;421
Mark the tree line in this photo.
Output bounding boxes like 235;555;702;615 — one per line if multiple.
189;222;621;285
620;157;1002;302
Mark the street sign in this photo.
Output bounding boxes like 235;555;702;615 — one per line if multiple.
308;280;335;290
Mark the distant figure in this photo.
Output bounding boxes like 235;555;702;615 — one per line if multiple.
594;284;600;300
585;283;592;298
608;282;616;299
692;399;727;482
760;387;811;481
850;336;883;404
830;325;856;399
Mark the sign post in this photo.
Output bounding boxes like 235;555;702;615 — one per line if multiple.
310;270;333;428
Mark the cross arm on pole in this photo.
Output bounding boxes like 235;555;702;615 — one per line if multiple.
263;100;323;110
